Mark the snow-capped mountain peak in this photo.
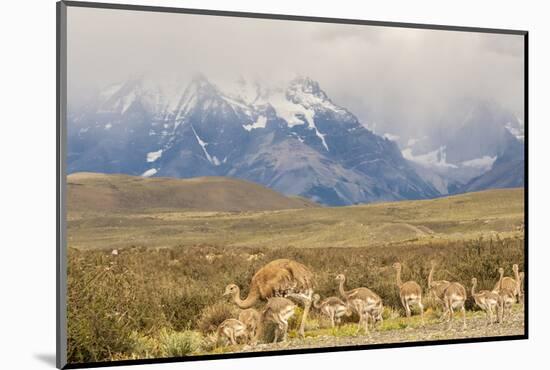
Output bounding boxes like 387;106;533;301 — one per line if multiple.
68;74;440;205
288;76;327;99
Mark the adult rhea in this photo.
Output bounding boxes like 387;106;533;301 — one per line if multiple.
224;259;314;337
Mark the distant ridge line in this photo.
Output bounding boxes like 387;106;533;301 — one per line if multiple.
68;172;320;213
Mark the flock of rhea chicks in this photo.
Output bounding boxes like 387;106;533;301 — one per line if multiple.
215;259;524;346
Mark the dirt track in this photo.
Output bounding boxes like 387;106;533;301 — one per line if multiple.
220;309;525;355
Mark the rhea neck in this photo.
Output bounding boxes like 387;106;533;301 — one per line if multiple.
395;266;403;288
428;264;435;288
498;270;504;290
338;277;348;298
230;286;259;309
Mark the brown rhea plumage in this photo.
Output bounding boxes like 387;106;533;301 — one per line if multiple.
256;297;296;343
215;318;248;346
442;282;467;330
312;294;351;328
238;308;261;342
518;271;525;303
428;260;450;305
471;277;501;325
224;259;314;337
392;262;425;324
492;267;504;293
335;274;379;302
495;267;517;322
498;287;516;322
335;274;383;334
493;265;520;301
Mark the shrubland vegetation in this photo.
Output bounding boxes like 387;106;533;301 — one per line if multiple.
66;186;524;363
68;188;524;250
67;235;524;363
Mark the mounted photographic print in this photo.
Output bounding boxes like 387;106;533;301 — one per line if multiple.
56;1;528;368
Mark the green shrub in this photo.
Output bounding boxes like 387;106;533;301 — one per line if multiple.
196;302;238;334
288;306;321;331
159;329;201;357
128;331;159;359
66;255;169;363
382;306;401;320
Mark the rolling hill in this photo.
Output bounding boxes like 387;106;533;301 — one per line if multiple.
67;172;319;212
67;182;524;250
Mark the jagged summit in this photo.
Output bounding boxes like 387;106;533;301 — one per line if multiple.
289;76;328;99
68;74;440;205
187;73;218;94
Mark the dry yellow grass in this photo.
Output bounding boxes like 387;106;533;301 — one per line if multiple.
67;236;525;363
68;186;524;250
68;172;319;213
66;179;525;363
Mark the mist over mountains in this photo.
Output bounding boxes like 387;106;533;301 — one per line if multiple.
399;99;524;194
68;75;524;206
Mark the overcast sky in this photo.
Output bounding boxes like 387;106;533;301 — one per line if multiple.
67;6;524;139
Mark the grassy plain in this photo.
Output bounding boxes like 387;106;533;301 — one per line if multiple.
66;182;525;364
68;187;524;250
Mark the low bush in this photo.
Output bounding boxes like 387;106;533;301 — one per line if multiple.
196;302;238;334
67;236;524;363
159;329;202;357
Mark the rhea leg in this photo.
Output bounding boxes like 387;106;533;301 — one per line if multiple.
273;326;279;343
401;297;410;318
355;311;365;334
374;311;383;330
446;303;454;330
461;305;466;330
229;330;237;345
405;302;412;318
497;302;504;323
441;300;450;322
364;312;370;336
418;300;425;325
252;320;263;344
282;321;289;342
298;290;313;338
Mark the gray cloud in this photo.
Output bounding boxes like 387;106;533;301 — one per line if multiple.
67;6;524;139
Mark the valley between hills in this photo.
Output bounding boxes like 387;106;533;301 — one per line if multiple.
67;172;524;251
